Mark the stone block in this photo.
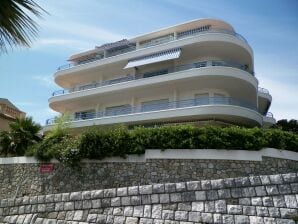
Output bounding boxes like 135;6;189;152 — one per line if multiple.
121;197;130;206
290;183;298;193
82;191;91;200
175;211;188;221
178;202;191;211
284;195;298;208
90;190;103;199
92;199;101;208
231;188;243;198
139;185;152;195
278;184;292;194
269;174;283;184
104;188;116;198
214;213;223;224
282;173;298;183
111;197;121;207
152;184;165;193
255;186;268;196
243;206;256;216
227;205;242;214
218;189;231;199
205;201;215;212
188;211;201;222
125;217;139;224
191;201;203;212
151;194;159;204
266;185;279;195
141;195;151;204
131;196;142;205
234;215;249;224
256;206;269;216
160;194;170;203
117;187;128;197
222;214;234;224
70;192;82;201
175;182;186;192
73;210;84;221
201;180;212;190
124;206;133;216
268;207;280;217
164;183;176;193
186;181;201;191
249;216;264;224
235;177;250;187
207;190;219;200
195;191;206;200
133;205;144;217
263;197;274;207
152;204;162;219
114;216;125;224
239;198;251;205
273;196;286;208
211;179;225;189
170;193;182;203
260;175;271;185
215;200;227;213
263;217;276;224
181;191;196;202
144;204;151;217
252;197;263;206
279;208;298;218
201;213;213;223
162;210;174;220
242;187;256;197
128;186;139;196
249;176;262;186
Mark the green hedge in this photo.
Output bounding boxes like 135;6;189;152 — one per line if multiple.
34;125;298;166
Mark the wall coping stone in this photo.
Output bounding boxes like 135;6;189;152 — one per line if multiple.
0;148;297;164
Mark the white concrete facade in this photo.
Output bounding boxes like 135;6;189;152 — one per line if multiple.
45;19;275;130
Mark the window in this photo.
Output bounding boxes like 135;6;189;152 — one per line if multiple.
141;99;169;112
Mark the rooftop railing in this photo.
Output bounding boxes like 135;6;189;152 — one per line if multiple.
258;87;270;94
46;96;256;125
266;112;274;118
52;59;253;96
56;28;249;71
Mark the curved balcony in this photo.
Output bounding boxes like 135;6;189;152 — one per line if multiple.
56;28;249;72
263;112;276;127
45;96;259;127
52;60;254;97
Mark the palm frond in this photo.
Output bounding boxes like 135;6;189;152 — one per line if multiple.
0;0;47;52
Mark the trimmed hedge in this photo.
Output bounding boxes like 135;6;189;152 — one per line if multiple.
34;125;298;166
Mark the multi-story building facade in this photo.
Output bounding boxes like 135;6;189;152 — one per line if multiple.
45;19;275;131
0;98;26;131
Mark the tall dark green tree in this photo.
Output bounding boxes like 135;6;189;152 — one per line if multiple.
0;117;42;156
0;0;46;52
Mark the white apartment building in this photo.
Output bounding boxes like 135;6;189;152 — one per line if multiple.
45;19;275;131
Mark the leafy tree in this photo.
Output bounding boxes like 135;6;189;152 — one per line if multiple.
0;117;42;156
0;0;47;52
273;119;298;133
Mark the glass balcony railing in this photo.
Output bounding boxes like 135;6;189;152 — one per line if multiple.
52;59;253;96
46;96;256;125
56;28;249;71
265;112;274;118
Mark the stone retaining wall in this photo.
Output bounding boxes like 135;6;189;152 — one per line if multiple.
0;173;298;223
0;149;298;199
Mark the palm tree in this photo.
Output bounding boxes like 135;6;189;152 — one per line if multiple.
0;0;46;52
0;117;42;156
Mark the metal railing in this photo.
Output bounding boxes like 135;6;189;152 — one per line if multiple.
52;59;253;96
266;112;274;118
45;96;256;125
56;28;249;71
258;87;270;94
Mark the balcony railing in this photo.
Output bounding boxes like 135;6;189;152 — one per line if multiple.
45;96;256;125
56;28;249;71
258;87;270;94
265;112;274;118
52;60;253;96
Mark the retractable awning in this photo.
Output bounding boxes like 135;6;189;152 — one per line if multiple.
124;48;181;69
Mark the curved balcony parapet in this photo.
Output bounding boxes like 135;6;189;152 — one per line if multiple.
45;96;256;125
56;28;249;71
52;60;254;96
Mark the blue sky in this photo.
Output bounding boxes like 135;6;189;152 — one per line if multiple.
0;0;297;125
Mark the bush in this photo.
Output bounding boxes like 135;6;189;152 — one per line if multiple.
32;125;298;166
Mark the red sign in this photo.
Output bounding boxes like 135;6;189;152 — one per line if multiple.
40;164;54;173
